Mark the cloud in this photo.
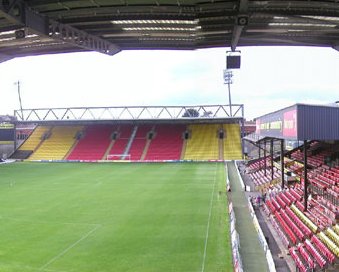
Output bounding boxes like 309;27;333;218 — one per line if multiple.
0;46;338;121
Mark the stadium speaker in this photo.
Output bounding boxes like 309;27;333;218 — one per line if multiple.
226;55;241;69
15;29;25;39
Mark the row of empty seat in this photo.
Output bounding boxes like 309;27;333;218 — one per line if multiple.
108;125;133;160
145;124;186;160
262;188;338;270
247;141;338;271
68;124;113;160
223;123;242;160
184;124;220;160
19;126;51;151
264;193;338;271
29;126;83;160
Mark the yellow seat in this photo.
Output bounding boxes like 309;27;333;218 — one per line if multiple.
19;126;51;151
29;126;83;160
223;124;242;160
184;124;219;160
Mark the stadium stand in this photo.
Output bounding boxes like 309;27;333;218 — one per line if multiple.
245;139;339;271
246;157;281;190
290;142;339;169
29;126;82;160
184;124;220;160
67;124;115;161
17;122;243;161
262;187;338;270
144;124;186;161
223;123;242;160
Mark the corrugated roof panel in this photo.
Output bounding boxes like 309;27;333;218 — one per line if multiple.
297;104;339;141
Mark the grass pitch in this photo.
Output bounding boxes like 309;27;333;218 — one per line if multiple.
0;162;232;272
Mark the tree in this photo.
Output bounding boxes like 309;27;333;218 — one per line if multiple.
202;111;213;117
182;108;199;118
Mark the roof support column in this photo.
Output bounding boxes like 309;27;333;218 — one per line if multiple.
264;140;267;176
303;140;308;212
241;119;245;159
270;139;274;182
258;141;261;168
281;139;285;189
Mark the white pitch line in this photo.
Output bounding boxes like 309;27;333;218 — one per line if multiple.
39;224;101;271
201;164;218;272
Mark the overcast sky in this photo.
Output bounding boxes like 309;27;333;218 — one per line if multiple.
0;46;338;120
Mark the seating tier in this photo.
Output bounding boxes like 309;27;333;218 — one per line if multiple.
67;125;114;160
223;124;242;160
29;126;82;160
184;124;219;160
145;124;185;160
19;126;51;151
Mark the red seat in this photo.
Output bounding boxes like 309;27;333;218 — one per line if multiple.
304;239;327;268
289;247;307;272
297;244;315;270
275;212;297;245
311;235;335;264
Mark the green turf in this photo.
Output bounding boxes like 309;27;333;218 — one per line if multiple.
0;162;232;272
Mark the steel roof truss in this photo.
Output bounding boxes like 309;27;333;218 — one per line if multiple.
214;105;228;117
26;109;40;121
44;109;59;120
14;105;244;121
136;107;147;119
232;104;242;117
49;21;120;55
0;0;121;55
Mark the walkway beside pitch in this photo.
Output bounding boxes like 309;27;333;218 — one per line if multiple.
227;161;269;272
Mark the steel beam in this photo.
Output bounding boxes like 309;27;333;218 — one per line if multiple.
270;139;274;182
264;140;266;176
231;25;243;52
303;141;308;212
230;0;248;51
281;139;285;189
49;21;120;55
0;0;120;55
258;142;261;170
0;1;49;33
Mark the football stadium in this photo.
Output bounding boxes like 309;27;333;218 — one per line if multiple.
1;1;339;272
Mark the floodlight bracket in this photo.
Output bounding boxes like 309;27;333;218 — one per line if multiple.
231;0;249;51
237;15;249;26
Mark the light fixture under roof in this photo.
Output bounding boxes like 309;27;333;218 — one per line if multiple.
122;26;201;31
273;16;289;20
0;30;16;36
139;37;196;41
301;15;339;21
111;19;198;25
269;22;336;28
